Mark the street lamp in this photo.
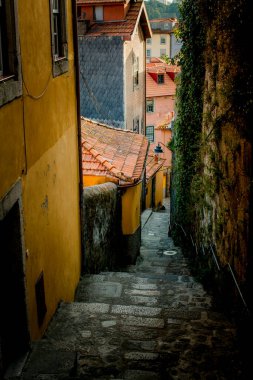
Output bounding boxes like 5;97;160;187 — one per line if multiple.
154;143;164;154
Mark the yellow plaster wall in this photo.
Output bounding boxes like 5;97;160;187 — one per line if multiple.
0;99;25;196
145;170;164;210
155;170;164;207
145;181;152;209
122;182;142;235
0;1;82;340
83;176;118;187
23;127;81;339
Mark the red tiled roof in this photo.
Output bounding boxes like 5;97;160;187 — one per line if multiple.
146;60;179;97
146;153;165;182
81;117;149;186
84;1;151;40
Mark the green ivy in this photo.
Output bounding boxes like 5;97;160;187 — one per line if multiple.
170;0;206;244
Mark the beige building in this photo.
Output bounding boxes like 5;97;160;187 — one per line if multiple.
77;0;152;133
146;18;178;60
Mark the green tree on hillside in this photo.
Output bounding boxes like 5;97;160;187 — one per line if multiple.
144;0;181;19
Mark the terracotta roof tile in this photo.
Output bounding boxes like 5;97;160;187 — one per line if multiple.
84;1;150;40
146;61;179;98
146;153;165;182
81;117;149;186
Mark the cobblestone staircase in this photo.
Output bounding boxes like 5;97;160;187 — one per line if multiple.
19;200;243;379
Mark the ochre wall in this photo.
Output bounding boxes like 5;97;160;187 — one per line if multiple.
0;99;25;195
122;182;142;235
83;175;142;236
145;180;152;209
0;0;81;340
83;175;118;187
155;170;163;207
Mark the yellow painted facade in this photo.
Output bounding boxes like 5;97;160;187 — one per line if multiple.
155;169;164;206
83;176;142;235
0;0;81;342
145;169;164;209
121;182;142;235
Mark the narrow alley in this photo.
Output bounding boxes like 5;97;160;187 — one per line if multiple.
18;199;243;380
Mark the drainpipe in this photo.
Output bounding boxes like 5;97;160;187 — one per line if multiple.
71;0;84;271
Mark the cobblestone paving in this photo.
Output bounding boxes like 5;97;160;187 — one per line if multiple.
20;199;244;380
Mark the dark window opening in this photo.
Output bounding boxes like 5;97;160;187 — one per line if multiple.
146;99;154;113
35;271;47;327
158;74;164;84
0;0;19;81
50;0;68;77
0;201;30;372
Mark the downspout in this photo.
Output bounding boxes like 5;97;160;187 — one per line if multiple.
71;0;84;271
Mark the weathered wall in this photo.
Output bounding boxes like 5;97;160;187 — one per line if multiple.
78;36;124;128
124;25;146;132
82;183;120;273
172;0;253;312
192;1;252;304
1;0;82;340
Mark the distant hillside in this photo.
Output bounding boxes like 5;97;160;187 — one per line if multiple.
144;0;180;20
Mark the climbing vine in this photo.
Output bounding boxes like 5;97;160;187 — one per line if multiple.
170;0;206;243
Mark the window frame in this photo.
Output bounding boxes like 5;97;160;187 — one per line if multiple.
146;125;154;142
160;48;166;57
146;38;152;45
49;0;68;77
0;0;22;108
160;35;166;44
157;74;164;84
146;49;151;58
146;99;154;113
93;6;103;21
133;53;139;89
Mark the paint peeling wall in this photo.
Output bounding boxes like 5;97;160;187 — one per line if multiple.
82;183;121;273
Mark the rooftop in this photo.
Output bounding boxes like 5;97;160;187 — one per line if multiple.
81;118;149;186
83;1;151;40
146;153;165;182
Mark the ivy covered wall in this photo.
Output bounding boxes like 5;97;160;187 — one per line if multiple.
171;0;253;312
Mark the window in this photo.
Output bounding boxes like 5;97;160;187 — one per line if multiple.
50;0;68;77
158;74;164;84
160;36;166;44
146;49;151;58
146;38;152;45
146;99;154;113
93;6;103;21
146;126;154;142
133;118;139;133
133;53;139;88
0;0;22;107
160;49;166;57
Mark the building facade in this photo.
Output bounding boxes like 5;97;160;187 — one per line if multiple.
146;58;179;196
77;0;151;132
0;0;82;373
146;18;182;60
